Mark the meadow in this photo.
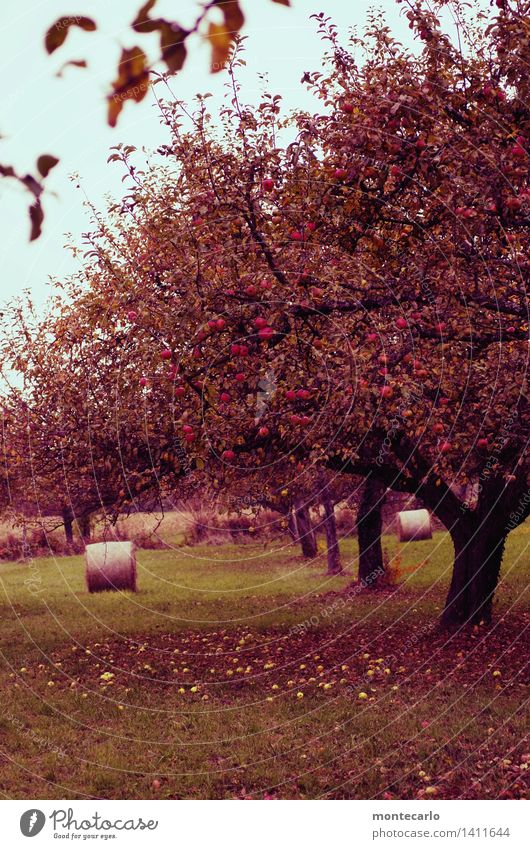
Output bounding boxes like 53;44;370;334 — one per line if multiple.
0;528;527;800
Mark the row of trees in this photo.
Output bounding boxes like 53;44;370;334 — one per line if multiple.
1;0;528;627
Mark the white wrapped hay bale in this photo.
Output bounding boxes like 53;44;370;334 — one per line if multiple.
397;509;432;542
85;541;137;593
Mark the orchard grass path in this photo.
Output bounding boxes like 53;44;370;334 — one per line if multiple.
0;529;528;800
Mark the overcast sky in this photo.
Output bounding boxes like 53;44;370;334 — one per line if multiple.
0;1;415;310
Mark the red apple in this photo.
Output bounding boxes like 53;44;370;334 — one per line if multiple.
415;137;427;151
258;426;269;438
220;392;230;402
477;438;489;449
254;317;268;329
245;284;258;296
182;425;193;433
433;423;444;434
215;318;226;331
286;390;296;400
305;222;316;232
127;310;138;322
175;386;185;397
439;397;450;406
296;389;311;400
289;230;304;241
341;101;354;114
262;178;275;192
380;385;393;398
160;348;172;360
366;332;378;342
440;441;452;453
184;432;195;443
230;343;241;355
235;373;245;382
507;326;516;333
139;377;148;387
434;322;446;333
222;449;236;461
207;319;217;329
238;344;249;356
290;414;301;425
395;317;407;330
258;327;274;341
334;167;348;179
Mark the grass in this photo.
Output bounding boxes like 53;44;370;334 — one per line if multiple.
0;527;528;800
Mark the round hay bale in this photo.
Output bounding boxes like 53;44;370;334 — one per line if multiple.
85;541;137;593
396;509;432;542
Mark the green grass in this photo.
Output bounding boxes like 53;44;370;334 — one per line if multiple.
0;528;528;800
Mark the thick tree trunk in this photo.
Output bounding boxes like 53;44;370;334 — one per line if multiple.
62;506;74;546
320;489;342;575
357;475;386;587
294;499;317;558
442;520;507;627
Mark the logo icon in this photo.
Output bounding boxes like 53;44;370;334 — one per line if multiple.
20;810;46;837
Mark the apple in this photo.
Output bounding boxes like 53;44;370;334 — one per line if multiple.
245;284;258;296
296;389;311;400
507;326;516;333
182;425;193;433
235;373;245;382
258;426;269;437
184;432;195;443
222;449;236;461
215;318;226;331
175;386;185;397
139;377;148;387
415;137;427;151
160;348;172;360
286;389;296;400
254;317;268;329
379;367;389;376
439;397;450;405
380;385;393;398
230;343;241;355
483;83;493;97
378;353;389;364
440;441;452;453
511;140;526;158
434;322;446;333
366;332;378;342
477;438;489;449
262;178;275;192
207;319;217;329
289;230;304;241
341;101;354;113
433;423;444;434
506;197;522;211
127;310;138;321
258;327;274;341
260;279;272;290
290;414;301;425
334;167;348;179
305;221;316;232
239;344;249;356
300;415;311;425
395;317;407;330
390;165;401;177
220;392;230;402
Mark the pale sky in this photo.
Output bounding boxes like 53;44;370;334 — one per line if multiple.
0;1;414;310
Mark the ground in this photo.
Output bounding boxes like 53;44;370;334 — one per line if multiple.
0;528;528;800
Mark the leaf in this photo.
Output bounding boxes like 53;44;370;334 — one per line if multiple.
36;155;59;179
221;1;245;33
160;23;188;74
207;23;232;72
131;0;160;33
107;46;150;128
29;201;44;241
44;16;96;54
56;59;88;77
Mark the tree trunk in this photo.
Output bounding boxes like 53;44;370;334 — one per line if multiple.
294;499;317;558
62;506;74;546
357;475;386;587
77;513;91;543
320;489;342;575
287;509;298;542
442;520;507;627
